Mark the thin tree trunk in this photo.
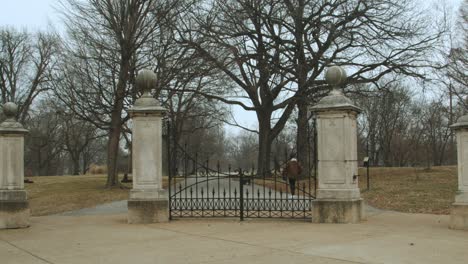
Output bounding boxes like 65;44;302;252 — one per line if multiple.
82;154;89;175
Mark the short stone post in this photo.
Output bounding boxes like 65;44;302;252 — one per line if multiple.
127;70;169;224
0;103;30;229
450;115;468;230
310;66;364;223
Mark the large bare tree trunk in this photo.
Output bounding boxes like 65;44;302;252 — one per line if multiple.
107;123;122;186
257;113;272;176
72;155;80;175
106;60;128;187
296;103;310;176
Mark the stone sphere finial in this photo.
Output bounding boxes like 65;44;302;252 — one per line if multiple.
3;102;18;119
136;70;157;93
325;66;347;88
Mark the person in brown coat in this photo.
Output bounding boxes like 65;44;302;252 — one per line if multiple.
282;156;303;197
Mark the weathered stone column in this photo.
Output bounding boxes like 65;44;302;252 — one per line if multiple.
0;102;30;229
127;70;169;224
310;66;364;223
450;115;468;230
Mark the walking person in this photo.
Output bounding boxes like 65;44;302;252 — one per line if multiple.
282;155;303;198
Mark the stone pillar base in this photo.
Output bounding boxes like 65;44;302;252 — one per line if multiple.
127;199;169;224
449;203;468;230
312;199;364;223
0;190;30;229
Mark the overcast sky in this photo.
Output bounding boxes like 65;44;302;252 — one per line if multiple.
0;0;464;135
0;0;61;31
0;0;463;30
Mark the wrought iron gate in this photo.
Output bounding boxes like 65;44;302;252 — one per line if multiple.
167;142;316;221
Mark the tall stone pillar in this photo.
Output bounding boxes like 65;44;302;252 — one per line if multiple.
450;116;468;230
0;103;30;229
127;70;169;224
310;66;364;223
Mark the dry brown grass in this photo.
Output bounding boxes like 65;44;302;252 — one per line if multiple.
253;166;458;215
25;175;169;216
358;166;458;215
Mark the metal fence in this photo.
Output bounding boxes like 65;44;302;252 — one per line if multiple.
167;119;318;221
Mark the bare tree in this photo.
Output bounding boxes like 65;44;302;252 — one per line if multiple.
58;110;103;175
24;101;65;176
446;0;468;109
0;28;59;122
278;0;446;173
181;0;298;174
57;0;182;187
179;0;446;175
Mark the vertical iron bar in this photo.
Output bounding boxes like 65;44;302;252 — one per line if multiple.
206;159;209;205
201;187;204;217
167;120;172;220
184;143;188;199
268;188;272;218
262;170;266;216
314;118;318;193
212;187;215;216
179;184;182;214
257;188;260;216
223;187;227;217
228;165;232;213
303;183;306;218
280;187;283;218
234;187;238;216
274;167;277;201
195;152;198;209
367;162;370;191
217;161;220;201
308;118;312;200
190;187;193;217
308;115;312;187
239;169;244;221
251;165;254;201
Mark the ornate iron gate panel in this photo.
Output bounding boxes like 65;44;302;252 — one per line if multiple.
168;146;316;220
166;117;317;221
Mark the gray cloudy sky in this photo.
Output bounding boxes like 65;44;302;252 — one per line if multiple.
0;0;61;31
0;0;463;31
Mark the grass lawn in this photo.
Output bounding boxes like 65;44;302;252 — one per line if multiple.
359;166;457;215
25;175;169;216
253;166;458;215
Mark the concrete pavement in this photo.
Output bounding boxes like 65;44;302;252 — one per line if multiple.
1;209;467;264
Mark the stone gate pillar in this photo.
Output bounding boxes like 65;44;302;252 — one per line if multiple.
127;70;169;224
450;116;468;230
0;102;30;229
310;66;364;223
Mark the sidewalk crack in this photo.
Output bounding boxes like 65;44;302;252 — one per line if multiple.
0;237;55;264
